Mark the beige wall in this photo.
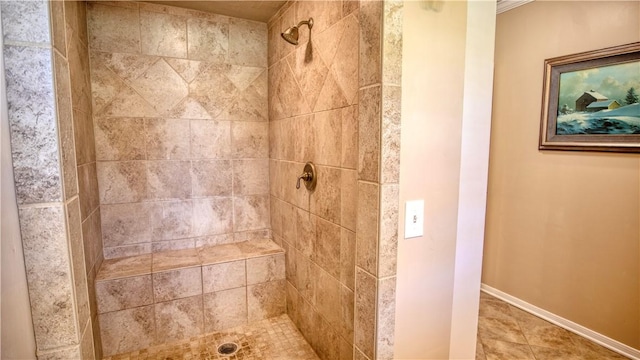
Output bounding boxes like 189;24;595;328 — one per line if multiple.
396;0;496;358
483;0;640;349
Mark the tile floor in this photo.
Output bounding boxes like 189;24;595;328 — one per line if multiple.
477;292;630;360
104;292;632;360
103;314;319;360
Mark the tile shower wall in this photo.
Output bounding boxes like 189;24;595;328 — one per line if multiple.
2;0;100;358
268;1;403;360
86;2;270;258
267;2;360;360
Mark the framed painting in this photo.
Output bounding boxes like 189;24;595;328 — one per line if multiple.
539;42;640;152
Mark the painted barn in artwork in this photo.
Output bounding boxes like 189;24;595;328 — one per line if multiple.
586;99;621;112
575;90;608;111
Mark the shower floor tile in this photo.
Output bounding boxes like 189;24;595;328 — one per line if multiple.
104;314;319;360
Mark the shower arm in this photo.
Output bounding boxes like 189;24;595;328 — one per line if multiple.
297;18;314;29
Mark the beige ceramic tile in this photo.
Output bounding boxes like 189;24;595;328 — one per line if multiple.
99;306;155;357
187;17;228;62
356;181;379;276
87;3;141;54
285;41;329;111
52;54;77;201
231;121;269;159
202;260;246;293
341;104;358;169
73;109;96;166
481;339;535;360
152;239;195;253
191;160;233;196
294;209;319;259
96;161;148;204
164;58;208;83
96;275;153;313
331;15;359;105
354;268;376;359
155;295;204;343
358;0;382;87
247;280;286;322
314;69;350;112
195;233;235;248
199;243;244;266
379;184;399;277
190;120;231;159
97;85;159;118
310;165;341;224
144;118;190;160
295;255;318;306
77;162;100;220
94;117;145;161
315;218;341;278
91;51;159;83
66;200;90;334
358;86;381;182
316;269;341;329
192;197;234;236
203;287;248;332
381;85;401;184
233;195;270;232
376;277;396;359
101;202;153;247
150;200;192;241
341;169;357;232
238;239;284;258
103;244;152;259
96;254;152;281
82;210;104;270
341;228;356;290
246;254;285;285
477;316;528;345
313;109;342;167
18;205;79;348
146;161;191;200
152;248;200;272
140;11;187;58
166;97;213;119
130;59;188;115
153;267;202;302
228;18;267;67
382;1;403;85
68;34;93;115
233;159;270;195
189;64;238;119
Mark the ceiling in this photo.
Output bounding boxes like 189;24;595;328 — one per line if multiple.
145;1;287;22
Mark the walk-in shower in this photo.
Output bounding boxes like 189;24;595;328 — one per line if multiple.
281;17;314;45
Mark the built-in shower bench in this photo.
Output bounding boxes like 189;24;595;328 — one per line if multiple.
94;239;286;357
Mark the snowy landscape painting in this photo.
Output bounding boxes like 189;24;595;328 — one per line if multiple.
556;61;640;135
540;42;640;152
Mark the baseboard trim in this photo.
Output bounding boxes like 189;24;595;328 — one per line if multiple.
480;284;640;360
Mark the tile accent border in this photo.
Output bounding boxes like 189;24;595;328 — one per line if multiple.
481;284;640;360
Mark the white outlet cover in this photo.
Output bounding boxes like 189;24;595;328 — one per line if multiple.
405;199;424;239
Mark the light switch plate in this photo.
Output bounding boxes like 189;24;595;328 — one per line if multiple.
405;200;424;239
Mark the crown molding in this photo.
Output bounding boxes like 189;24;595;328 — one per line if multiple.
497;0;534;14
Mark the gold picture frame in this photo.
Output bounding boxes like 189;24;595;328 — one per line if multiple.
539;42;640;152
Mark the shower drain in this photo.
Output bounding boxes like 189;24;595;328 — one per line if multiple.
217;342;239;356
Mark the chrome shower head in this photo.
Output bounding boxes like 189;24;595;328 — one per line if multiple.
281;18;314;45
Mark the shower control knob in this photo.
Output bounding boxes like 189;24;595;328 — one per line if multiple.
296;162;317;191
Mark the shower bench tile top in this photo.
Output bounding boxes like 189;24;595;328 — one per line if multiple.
96;239;284;281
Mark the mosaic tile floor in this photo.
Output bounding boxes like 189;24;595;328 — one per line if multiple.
476;292;631;360
104;314;319;360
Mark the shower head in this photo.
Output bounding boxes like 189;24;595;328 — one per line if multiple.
281;18;314;45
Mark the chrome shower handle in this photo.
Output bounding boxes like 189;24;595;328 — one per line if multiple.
296;162;317;191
